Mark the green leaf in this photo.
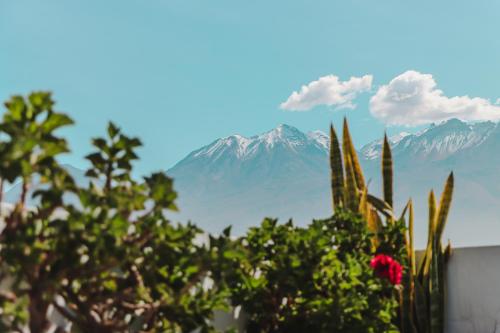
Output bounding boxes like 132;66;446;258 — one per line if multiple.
382;133;393;209
107;121;120;139
329;123;344;209
42;112;74;132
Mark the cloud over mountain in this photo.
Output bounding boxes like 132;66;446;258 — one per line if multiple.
280;74;373;111
370;70;500;126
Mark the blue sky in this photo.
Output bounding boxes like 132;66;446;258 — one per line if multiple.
2;0;500;174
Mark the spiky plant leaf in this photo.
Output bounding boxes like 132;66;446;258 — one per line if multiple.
342;118;365;191
343;153;359;211
429;190;437;233
400;285;415;333
359;190;381;249
413;279;429;333
382;133;393;209
429;241;444;333
435;172;454;240
443;240;452;263
408;199;416;277
401;200;418;333
368;207;383;234
366;193;394;220
399;200;410;222
358;187;368;218
437;245;446;333
418;190;437;279
329;124;344;209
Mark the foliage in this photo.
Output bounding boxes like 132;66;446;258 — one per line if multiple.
0;92;227;333
0;92;76;332
218;210;403;333
0;92;456;333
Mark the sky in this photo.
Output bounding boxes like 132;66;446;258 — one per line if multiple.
3;0;500;175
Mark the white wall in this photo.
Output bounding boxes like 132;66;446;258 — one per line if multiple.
212;308;247;332
446;246;500;333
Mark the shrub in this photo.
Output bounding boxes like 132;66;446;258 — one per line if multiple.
217;210;405;333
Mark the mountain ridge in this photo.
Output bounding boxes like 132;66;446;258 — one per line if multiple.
168;118;500;247
178;124;329;164
5;119;500;247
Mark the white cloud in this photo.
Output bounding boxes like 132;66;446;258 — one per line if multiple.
280;74;373;111
370;70;500;126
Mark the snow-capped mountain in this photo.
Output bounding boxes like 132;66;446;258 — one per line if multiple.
185;124;328;162
306;130;329;149
359;118;500;247
168;124;332;235
169;119;500;247
361;119;496;162
6;119;500;247
361;132;411;160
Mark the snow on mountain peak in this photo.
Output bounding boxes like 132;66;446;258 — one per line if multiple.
257;124;308;147
187;124;329;162
361;118;498;160
391;132;411;144
307;130;329;149
361;132;411;160
192;134;251;159
185;118;499;166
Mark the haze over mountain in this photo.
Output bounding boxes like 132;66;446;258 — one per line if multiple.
167;124;332;234
168;119;500;248
5;119;500;247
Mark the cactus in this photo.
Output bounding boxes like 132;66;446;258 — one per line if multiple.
329;119;454;333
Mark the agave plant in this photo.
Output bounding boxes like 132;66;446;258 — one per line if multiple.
329;118;454;333
404;181;453;333
330;120;390;230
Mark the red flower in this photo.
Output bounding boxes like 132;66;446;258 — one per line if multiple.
370;254;402;285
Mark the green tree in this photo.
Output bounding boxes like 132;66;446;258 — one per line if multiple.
0;92;228;332
0;92;76;332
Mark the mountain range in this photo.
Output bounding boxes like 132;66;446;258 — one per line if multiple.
5;119;500;247
167;124;331;235
168;119;500;248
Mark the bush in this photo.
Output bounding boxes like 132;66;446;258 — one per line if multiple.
217;210;405;333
